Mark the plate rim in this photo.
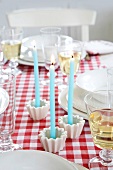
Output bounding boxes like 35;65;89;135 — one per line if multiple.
18;58;44;66
0;150;82;170
22;34;73;48
85;40;113;54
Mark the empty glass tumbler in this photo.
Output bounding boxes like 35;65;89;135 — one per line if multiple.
0;71;20;152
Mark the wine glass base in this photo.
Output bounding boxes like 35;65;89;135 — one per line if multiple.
89;156;113;170
11;68;22;76
0;143;22;153
2;67;22;76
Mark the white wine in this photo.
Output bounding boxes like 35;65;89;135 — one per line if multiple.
58;51;81;75
89;109;113;149
1;40;22;61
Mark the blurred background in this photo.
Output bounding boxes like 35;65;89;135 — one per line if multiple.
0;0;113;41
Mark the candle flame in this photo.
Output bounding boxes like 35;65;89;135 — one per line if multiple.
31;40;36;49
70;51;74;56
51;54;55;65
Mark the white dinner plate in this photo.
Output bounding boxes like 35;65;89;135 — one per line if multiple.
18;35;73;66
21;35;43;63
0;150;87;170
58;85;88;120
76;69;107;92
85;40;113;54
22;35;73;50
18;58;44;66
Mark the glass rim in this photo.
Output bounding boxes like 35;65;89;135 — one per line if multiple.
57;39;83;50
2;27;23;36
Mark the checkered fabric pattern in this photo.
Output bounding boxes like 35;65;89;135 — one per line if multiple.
13;56;102;169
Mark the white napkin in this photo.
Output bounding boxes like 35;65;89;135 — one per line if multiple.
66;84;87;113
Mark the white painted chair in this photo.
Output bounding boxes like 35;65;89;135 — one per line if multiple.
7;8;97;41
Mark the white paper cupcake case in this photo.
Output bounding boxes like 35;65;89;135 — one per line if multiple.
59;115;85;139
26;99;49;120
39;127;67;153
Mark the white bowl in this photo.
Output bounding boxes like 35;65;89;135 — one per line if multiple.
76;69;107;92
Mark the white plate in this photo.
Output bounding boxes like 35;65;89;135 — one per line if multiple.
22;35;42;49
58;85;88;120
21;35;73;60
20;46;44;63
18;58;44;66
76;69;107;92
0;150;87;170
85;40;113;54
21;35;43;63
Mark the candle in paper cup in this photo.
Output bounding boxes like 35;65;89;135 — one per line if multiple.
68;56;75;124
50;54;56;138
32;40;40;107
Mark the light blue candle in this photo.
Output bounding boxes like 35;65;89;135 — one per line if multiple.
32;44;40;107
50;63;56;139
68;56;75;125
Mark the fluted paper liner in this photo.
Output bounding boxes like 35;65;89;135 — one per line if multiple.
39;127;67;153
59;115;85;139
26;99;49;120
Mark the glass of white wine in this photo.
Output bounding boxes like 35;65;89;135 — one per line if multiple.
1;27;23;75
57;40;82;89
84;90;113;169
0;26;5;74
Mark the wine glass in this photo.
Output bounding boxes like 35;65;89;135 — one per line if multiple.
57;40;82;89
84;90;113;169
40;27;63;86
0;26;5;74
0;71;21;152
1;27;23;75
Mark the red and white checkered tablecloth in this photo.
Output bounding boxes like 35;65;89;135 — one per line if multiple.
13;56;102;169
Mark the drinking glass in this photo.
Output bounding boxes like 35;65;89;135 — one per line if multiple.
0;71;21;152
84;90;113;169
1;27;23;75
40;27;62;86
107;67;113;109
0;26;5;74
57;40;82;88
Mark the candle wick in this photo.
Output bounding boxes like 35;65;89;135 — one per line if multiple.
52;63;54;65
72;56;73;58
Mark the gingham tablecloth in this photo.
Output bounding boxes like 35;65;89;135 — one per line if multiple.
13;56;101;169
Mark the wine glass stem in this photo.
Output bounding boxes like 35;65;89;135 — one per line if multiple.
0;65;2;74
0;135;13;151
9;60;18;69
